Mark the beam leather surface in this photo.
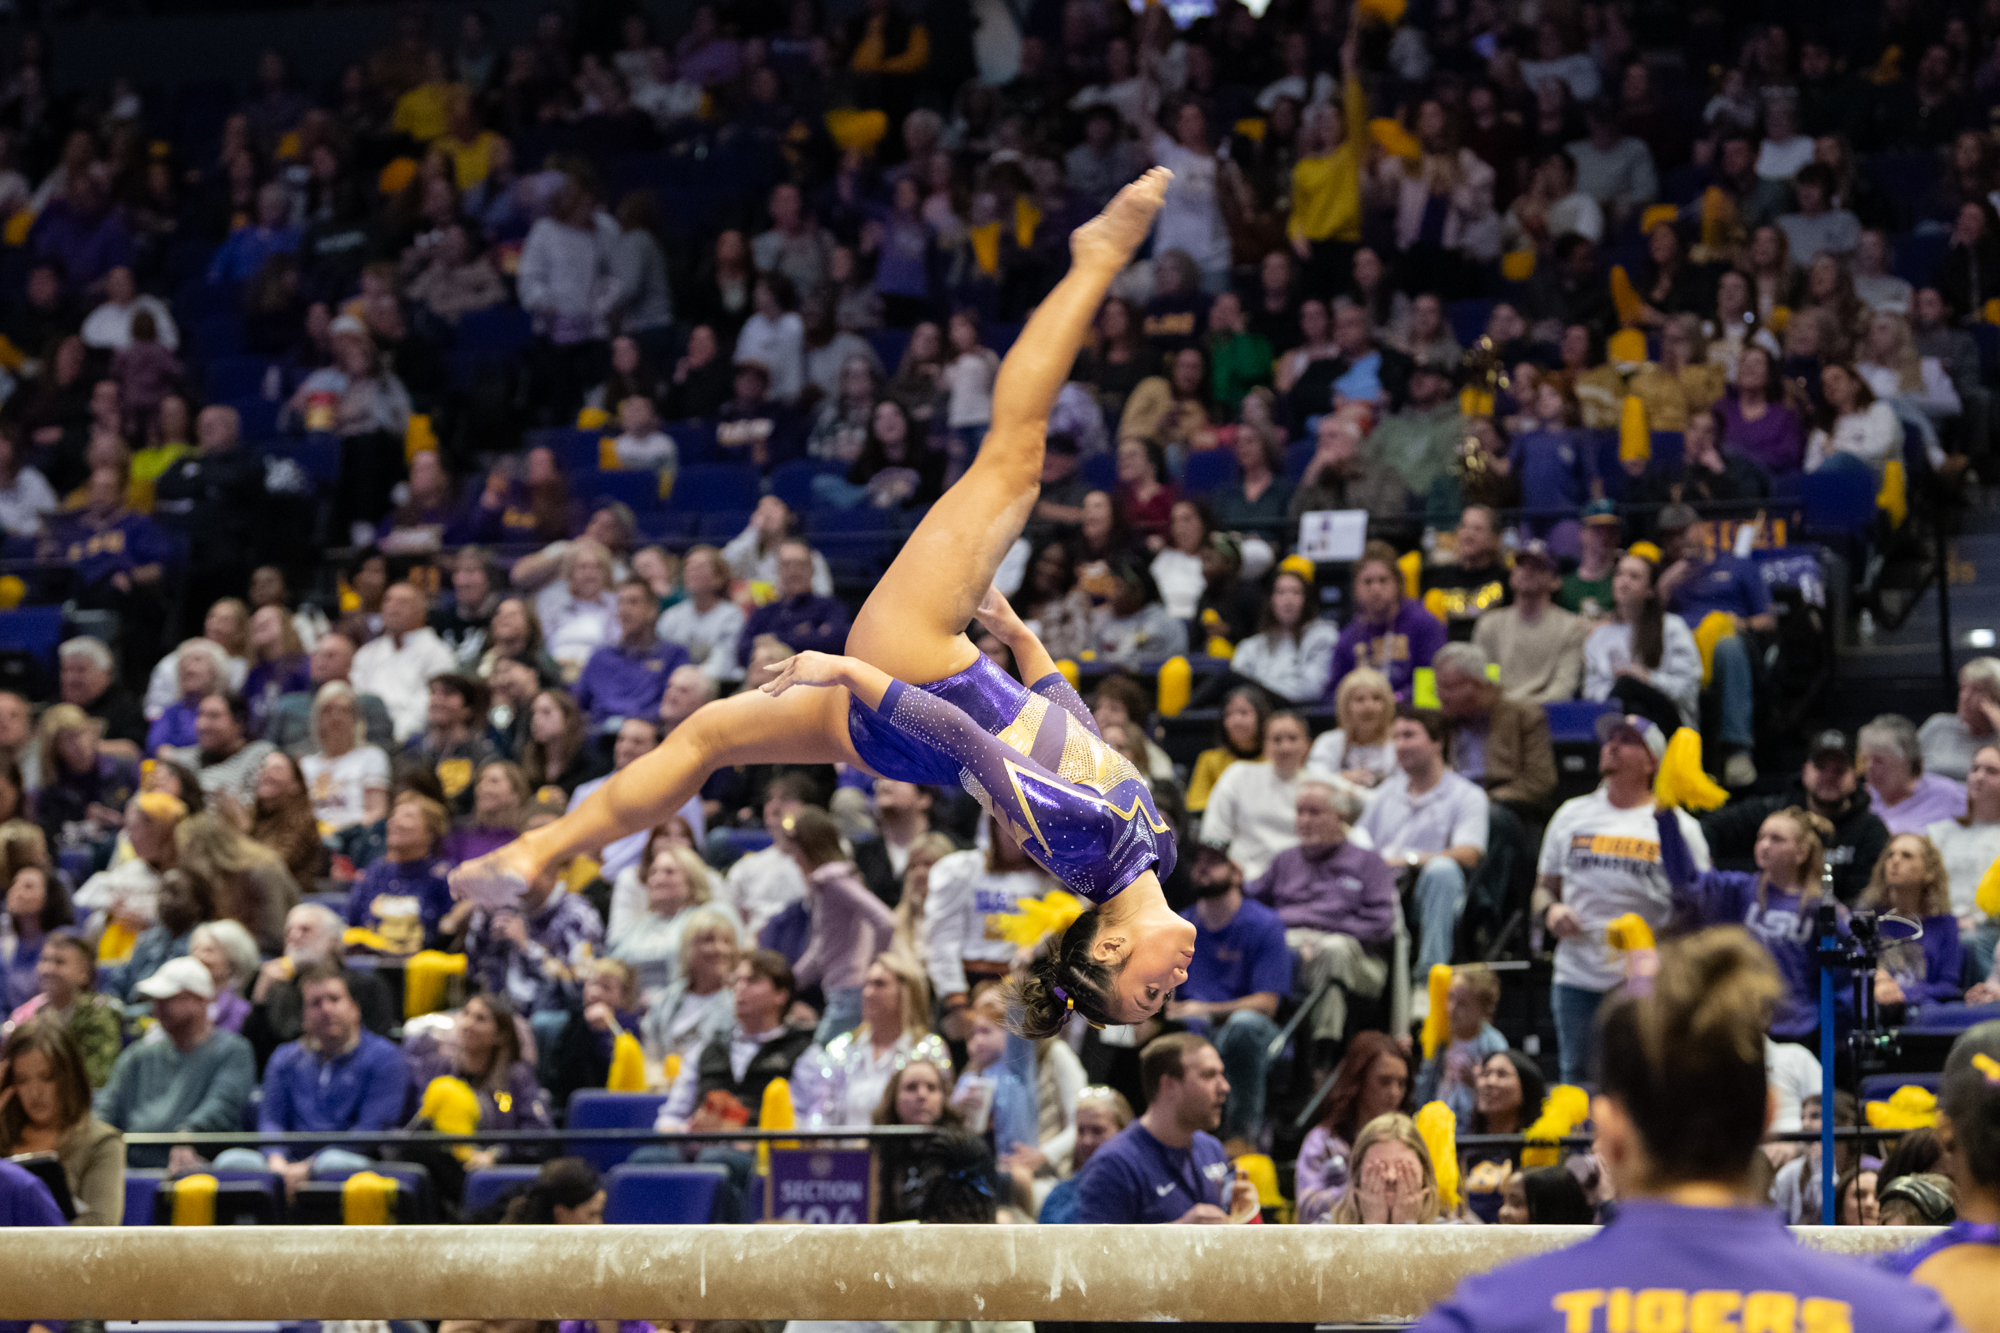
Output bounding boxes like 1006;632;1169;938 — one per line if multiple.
1;1224;1936;1323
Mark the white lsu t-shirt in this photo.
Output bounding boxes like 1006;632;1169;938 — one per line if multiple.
1539;788;1710;993
301;745;391;830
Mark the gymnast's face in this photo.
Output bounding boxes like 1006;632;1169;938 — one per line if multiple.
1093;875;1197;1022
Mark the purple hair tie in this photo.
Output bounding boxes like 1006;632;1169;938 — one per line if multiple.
1053;984;1074;1011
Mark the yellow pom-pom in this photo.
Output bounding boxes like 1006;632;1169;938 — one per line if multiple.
1640;203;1680;235
1419;964;1452;1059
1157;655;1191;718
0;575;23;610
607;1031;647;1092
1500;250;1536;282
1055;658;1081;689
1204;635;1236;659
1604;913;1655;951
1357;0;1408;28
1414;1102;1460;1210
1627;541;1662;565
577;405;610;430
1618;394;1651;464
1609;268;1646;330
1654;727;1728;812
404;415;438;459
662;1053;681;1088
1521;1085;1591;1167
991;890;1089;949
1977;854;2000;917
1864;1085;1937;1130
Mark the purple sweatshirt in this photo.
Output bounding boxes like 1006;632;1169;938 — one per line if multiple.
1415;1201;1958;1333
1715;395;1806;477
1246;839;1397;944
792;861;895;995
1880;913;1964;1008
1329;600;1447;701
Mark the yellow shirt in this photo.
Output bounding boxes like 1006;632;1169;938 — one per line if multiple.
437;130;504;191
128;442;192;513
1287;76;1370;244
1626;362;1726;432
392;81;460;144
1186;747;1243;812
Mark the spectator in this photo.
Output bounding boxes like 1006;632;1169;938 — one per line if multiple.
59;639;144;758
1201;710;1339;881
1862;713;1968;836
574;579;690;729
605;840;713;995
404;673;496;814
1431;642;1558;811
1331;542;1447;701
146;642;229;753
1471;542;1586;704
1460;1049;1549;1220
1777;164;1861;263
265;633;395;756
517;175;618;420
1295;1031;1412;1223
241;606;310;741
81;264;176;353
1287;409;1409;524
1930;743;2000;982
1308;667;1399;789
188;918;258;1034
738;540;852;669
1421;505;1513;640
1806;362;1903;474
853;779;943;907
0;1020;123;1224
1503;150;1604;254
209;181;298;285
96;955;256;1168
258;962;410;1195
656;949;815;1132
350;583;459;744
1328;1110;1453;1224
1357;706;1490;978
1037;1085;1135;1224
33;704;139;863
465;853;605;1016
443;760;531;867
1208;423;1295;534
924;817;1054;1031
1583;552;1703;736
1075;1032;1257;1224
535;542;622;677
636;905;740;1077
403;992;552;1179
343;792;453;952
519;690;606;798
4;931;120;1086
1920;658;2000;782
242;905;395;1072
1187;688;1267;815
1535;714;1710;1084
103;866;205;1004
173;813;301;958
658;546;745;684
543;957;646;1114
1413;967;1508;1120
1701;729;1891;908
299;682;390;832
1232;565;1340;705
1859;834;1964;1009
161;692;274;809
71;792;182;947
1172;849;1291;1143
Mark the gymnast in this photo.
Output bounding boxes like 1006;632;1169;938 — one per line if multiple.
451;169;1194;1039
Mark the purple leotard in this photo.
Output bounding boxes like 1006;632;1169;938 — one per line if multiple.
846;653;1176;903
1879;1220;2000;1277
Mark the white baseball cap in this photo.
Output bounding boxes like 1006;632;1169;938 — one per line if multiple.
134;955;216;1001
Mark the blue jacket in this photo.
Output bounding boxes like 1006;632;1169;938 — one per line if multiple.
259;1029;410;1157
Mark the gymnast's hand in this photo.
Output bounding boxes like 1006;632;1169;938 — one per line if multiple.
760;651;853;696
976;585;1030;644
449;840;542;913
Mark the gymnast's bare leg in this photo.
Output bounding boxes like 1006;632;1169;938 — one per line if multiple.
449;169;1172;906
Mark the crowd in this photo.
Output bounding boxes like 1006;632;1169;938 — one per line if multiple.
0;0;1994;1301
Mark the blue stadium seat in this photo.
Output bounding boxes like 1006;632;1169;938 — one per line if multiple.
1543;699;1618;747
0;607;64;676
1181;450;1238;496
698;507;753;540
1895;232;1949;289
667;419;719;466
1800;459;1879;538
526;426;602;474
867;327;912;373
671;463;762;512
634;509;697;542
1446;299;1495;348
202;355;273;402
225;395;279;439
720;828;774;858
988;322;1025;356
1082;451;1118;491
463;1165;541;1217
1649;431;1684;471
603;1164;729;1224
186;316;245;355
566;1090;670;1170
770;458;845;511
456;304;534;354
1286;439;1316;482
260;435;341;487
577;469;664;513
1857;1072;1942;1104
122;1169;167;1224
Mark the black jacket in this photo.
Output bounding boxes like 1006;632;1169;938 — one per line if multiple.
1698;783;1888;905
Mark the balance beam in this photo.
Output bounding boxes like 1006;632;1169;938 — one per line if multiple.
0;1225;1934;1323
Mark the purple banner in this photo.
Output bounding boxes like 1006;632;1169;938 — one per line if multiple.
765;1148;873;1224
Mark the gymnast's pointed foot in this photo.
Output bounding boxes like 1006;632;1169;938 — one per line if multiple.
1070;166;1171;273
448;841;542;912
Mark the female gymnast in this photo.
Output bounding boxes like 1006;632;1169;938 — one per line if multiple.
451;169;1195;1038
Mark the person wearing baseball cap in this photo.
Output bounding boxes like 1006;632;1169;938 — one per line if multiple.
1533;711;1712;1084
96;954;257;1167
1880;1019;2000;1323
1693;728;1889;905
1471;538;1589;705
1559;498;1622;619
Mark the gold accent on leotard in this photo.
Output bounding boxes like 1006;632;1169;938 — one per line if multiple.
994;692;1049;759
